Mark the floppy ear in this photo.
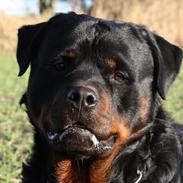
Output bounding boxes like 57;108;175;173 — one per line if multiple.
140;28;182;99
154;35;182;99
16;22;46;76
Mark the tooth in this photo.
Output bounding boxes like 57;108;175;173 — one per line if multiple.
91;135;99;147
47;132;58;140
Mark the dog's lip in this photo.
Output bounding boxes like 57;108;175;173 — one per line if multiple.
47;122;116;142
46;123;117;155
47;123;87;140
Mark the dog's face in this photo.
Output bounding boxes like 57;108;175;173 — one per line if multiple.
17;13;182;159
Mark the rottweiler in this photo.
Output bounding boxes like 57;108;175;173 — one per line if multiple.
16;12;183;183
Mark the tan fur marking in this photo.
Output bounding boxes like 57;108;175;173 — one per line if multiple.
89;145;121;183
106;58;117;70
99;91;112;115
111;114;131;141
66;49;77;58
56;160;73;183
139;96;150;122
90;113;131;183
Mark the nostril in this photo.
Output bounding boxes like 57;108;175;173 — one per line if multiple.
86;95;95;105
85;93;98;107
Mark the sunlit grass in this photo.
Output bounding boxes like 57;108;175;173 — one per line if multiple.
0;53;32;183
164;65;183;123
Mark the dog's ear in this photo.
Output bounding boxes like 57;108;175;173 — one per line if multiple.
140;28;182;99
16;22;46;76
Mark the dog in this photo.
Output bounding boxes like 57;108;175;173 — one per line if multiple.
16;12;183;183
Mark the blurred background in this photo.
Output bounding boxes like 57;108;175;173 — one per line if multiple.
0;0;182;182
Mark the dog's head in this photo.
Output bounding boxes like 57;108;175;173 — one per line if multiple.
16;12;182;159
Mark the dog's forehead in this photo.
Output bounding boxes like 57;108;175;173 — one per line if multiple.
39;13;154;74
45;13;97;40
42;15;144;55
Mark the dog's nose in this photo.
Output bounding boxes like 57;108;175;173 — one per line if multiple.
67;86;98;108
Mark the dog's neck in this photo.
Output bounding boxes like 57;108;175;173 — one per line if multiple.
52;124;153;183
53;147;139;183
54;146;121;183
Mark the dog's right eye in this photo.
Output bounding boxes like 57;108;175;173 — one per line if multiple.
51;53;76;72
53;60;66;72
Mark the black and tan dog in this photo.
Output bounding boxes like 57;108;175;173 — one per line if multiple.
16;12;183;183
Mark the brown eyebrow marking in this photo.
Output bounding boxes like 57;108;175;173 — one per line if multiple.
106;58;117;70
66;49;77;58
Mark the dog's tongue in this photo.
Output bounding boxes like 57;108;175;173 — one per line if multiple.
47;126;112;158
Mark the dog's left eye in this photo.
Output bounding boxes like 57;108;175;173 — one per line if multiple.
112;71;128;82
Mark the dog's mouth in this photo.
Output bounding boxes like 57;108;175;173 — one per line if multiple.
46;123;116;159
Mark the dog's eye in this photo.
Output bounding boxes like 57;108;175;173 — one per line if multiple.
53;60;66;72
112;71;128;82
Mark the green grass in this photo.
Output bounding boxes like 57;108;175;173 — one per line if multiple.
163;66;183;123
0;53;32;183
0;52;182;182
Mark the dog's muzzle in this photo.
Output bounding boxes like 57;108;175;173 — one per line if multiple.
47;125;115;159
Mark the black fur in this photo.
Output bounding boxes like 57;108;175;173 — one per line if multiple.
16;12;183;183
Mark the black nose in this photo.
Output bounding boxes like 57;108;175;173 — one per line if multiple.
67;86;98;108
